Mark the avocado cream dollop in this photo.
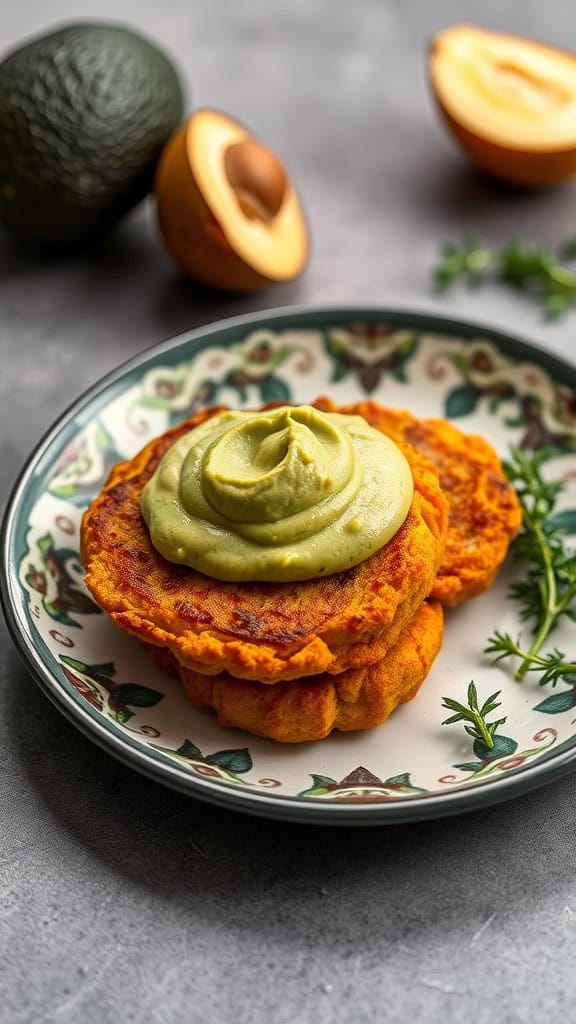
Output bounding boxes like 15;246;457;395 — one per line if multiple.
140;405;414;582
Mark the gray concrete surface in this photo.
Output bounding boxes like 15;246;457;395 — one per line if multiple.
2;2;576;1021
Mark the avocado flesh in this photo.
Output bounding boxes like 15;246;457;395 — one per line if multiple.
0;23;184;245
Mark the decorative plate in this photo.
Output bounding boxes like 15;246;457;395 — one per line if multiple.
2;308;576;825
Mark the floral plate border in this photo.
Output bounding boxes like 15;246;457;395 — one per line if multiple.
2;306;576;825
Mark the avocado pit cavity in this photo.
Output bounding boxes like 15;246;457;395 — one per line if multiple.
224;139;287;223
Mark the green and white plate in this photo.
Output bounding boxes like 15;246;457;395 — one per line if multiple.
2;307;576;825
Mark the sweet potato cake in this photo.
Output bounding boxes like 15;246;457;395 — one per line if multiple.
315;399;523;607
148;600;444;743
81;399;521;742
80;405;449;683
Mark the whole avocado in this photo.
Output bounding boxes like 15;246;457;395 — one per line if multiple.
0;22;184;245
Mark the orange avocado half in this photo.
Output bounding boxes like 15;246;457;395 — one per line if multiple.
155;109;309;290
429;24;576;186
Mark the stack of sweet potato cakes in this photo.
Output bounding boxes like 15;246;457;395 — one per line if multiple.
80;399;521;742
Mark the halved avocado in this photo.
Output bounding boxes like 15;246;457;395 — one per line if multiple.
155;109;309;291
429;24;576;186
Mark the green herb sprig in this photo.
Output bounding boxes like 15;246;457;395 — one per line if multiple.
441;682;506;750
485;447;576;684
434;235;576;319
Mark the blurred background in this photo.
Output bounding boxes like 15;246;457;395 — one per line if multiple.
3;1;576;464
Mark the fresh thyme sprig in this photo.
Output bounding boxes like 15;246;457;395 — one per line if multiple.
434;235;576;318
485;634;576;687
485;447;576;684
441;682;506;750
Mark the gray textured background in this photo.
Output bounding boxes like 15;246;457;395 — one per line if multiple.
2;2;576;1022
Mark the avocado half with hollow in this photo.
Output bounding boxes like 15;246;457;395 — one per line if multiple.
429;24;576;186
155;109;309;291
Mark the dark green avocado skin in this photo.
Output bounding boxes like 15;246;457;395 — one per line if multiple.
0;22;184;245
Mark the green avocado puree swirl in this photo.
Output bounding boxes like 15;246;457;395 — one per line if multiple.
140;405;414;582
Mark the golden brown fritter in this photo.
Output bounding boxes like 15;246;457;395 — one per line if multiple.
315;399;522;607
81;405;448;682
149;601;444;743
